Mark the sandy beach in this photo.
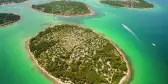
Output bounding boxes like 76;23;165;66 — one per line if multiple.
26;41;64;84
97;34;132;84
92;30;132;84
26;24;132;84
32;4;95;17
74;23;132;84
114;43;132;84
93;26;133;84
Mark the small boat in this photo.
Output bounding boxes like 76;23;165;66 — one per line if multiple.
152;43;156;46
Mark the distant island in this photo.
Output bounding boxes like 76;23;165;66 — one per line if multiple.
0;13;20;28
100;0;154;9
27;24;130;84
32;1;94;16
0;0;27;5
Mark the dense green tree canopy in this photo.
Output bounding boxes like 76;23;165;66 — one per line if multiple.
32;1;91;16
0;13;20;27
29;24;128;84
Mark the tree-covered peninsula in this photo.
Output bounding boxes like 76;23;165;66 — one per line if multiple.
0;0;27;5
0;13;20;27
28;24;128;84
32;1;93;16
100;0;154;9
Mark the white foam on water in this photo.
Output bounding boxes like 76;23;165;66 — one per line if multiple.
122;24;141;42
152;43;156;46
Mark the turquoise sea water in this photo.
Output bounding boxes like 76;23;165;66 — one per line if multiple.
0;0;168;84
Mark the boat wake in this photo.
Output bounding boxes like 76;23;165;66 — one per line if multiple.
122;24;141;42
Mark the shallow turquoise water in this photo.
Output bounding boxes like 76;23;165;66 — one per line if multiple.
0;0;168;84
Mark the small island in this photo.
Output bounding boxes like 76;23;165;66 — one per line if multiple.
0;0;27;5
28;24;130;84
32;1;94;16
100;0;154;9
0;13;20;28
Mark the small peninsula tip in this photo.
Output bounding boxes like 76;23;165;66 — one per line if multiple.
28;24;129;84
0;13;20;28
100;0;154;9
32;1;93;16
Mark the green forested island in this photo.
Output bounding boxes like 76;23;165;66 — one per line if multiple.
100;0;154;9
0;0;27;5
0;13;20;27
29;24;128;84
32;1;92;16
